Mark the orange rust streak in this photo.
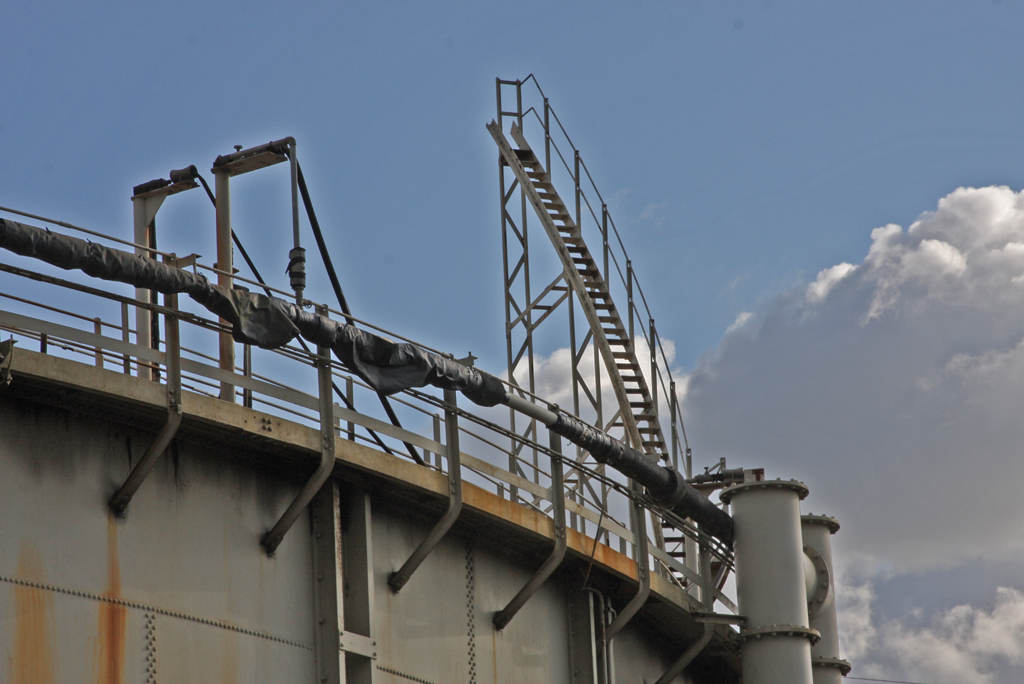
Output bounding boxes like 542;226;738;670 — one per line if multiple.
464;484;640;581
96;513;126;684
11;547;55;684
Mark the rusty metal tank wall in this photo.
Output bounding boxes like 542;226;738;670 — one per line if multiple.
0;392;316;683
0;348;739;684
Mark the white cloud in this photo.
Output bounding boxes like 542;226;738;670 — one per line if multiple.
682;185;1024;570
807;263;855;304
838;581;1024;684
679;185;1024;683
726;311;754;334
497;187;1024;683
513;334;681;437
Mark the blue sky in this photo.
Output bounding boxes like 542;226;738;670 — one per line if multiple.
6;2;1024;682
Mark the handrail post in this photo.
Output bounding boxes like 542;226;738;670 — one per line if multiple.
432;414;442;469
493;406;567;630
120;302;131;374
242;343;253;408
627;260;634;342
93;318;103;368
670;380;679;473
602;204;609;283
214;167;236;402
544;98;551;174
574;150;581;231
649;318;658;422
388;389;463;592
516;79;524;130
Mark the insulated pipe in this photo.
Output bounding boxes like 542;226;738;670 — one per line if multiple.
213;169;235;402
802;514;851;684
720;480;817;684
505;394;733;544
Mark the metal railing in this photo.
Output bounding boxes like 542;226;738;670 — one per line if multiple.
497;75;693;477
0;209;734;613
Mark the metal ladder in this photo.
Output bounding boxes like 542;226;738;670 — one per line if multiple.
487;121;669;459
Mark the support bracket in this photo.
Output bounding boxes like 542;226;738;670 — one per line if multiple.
388;388;463;593
604;481;651;643
493;416;567;630
0;338;15;387
262;315;336;554
109;289;182;516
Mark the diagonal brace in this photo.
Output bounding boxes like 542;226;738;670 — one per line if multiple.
493;418;567;630
109;290;182;516
388;389;463;593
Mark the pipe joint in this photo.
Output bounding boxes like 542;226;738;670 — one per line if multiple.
812;656;852;676
737;625;821;646
719;478;809;505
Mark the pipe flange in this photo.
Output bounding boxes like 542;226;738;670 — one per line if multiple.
719;479;809;505
812;656;852;676
802;513;840;534
736;624;820;646
803;543;832;619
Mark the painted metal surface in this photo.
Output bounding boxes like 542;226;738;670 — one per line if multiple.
802;514;851;684
721;480;817;684
0;350;741;683
0;145;742;680
0;396;316;683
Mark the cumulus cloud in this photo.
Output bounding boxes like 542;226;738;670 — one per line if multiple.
515;334;680;436
508;186;1024;683
681;185;1024;570
837;581;1024;684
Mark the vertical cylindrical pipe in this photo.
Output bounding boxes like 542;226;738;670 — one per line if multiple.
131;196;153;380
802;514;851;684
720;480;817;684
287;141;305;305
214;169;236;402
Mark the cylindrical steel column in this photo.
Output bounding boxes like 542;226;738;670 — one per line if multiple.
720;480;817;684
131;197;153;380
214;169;236;402
802;514;851;684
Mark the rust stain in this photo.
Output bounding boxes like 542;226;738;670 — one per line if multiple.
466;484;640;580
565;528;638;580
464;487;551;537
10;545;55;684
96;513;126;684
221;632;238;684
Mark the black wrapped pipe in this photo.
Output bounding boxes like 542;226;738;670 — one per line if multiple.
0;218;507;406
550;413;733;544
0;217;730;541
